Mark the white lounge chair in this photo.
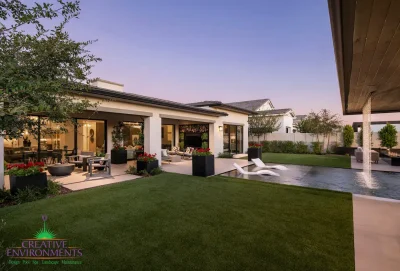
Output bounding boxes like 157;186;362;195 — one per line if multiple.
251;158;288;170
233;163;280;176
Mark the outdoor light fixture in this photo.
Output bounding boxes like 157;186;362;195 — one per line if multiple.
219;126;223;132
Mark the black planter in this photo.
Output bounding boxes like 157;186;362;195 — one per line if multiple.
10;172;47;195
192;155;215;177
111;149;127;164
248;148;262;161
135;150;144;160
137;160;159;173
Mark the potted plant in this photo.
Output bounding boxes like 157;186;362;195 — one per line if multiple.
137;152;159;173
7;162;47;194
248;143;262;161
192;148;214;177
111;122;127;164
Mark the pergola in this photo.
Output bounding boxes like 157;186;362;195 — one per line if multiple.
328;0;400;115
328;0;400;180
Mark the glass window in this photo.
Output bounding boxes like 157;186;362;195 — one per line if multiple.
230;126;237;153
77;120;106;154
4;117;39;163
223;125;229;152
122;122;143;148
237;126;243;153
161;125;174;150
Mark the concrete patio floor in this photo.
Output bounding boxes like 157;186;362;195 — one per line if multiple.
353;195;400;271
351;156;400;172
161;158;253;176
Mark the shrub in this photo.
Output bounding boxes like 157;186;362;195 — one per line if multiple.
47;180;62;195
201;133;208;141
193;148;212;156
342;125;354;147
282;141;295;153
137;152;157;162
14;187;46;204
125;165;137;175
179;141;184;150
150;167;164;176
138;170;151;177
201;141;208;149
378;123;398;151
7;162;45;176
311;142;322;155
0;189;13;204
294;141;309;154
217;152;234;158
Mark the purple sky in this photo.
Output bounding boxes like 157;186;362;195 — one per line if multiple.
67;0;399;124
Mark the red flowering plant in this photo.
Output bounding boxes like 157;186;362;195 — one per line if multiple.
137;152;158;162
192;148;212;156
6;162;45;177
248;143;262;148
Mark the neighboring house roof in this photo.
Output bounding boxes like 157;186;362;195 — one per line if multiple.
187;101;256;115
225;99;272;111
294;114;307;122
258;108;295;117
75;87;228;117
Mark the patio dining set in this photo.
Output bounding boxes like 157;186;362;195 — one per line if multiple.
47;151;111;177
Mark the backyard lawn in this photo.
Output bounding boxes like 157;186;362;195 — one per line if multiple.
261;152;351;168
0;173;354;271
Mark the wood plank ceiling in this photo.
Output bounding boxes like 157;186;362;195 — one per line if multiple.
329;0;400;115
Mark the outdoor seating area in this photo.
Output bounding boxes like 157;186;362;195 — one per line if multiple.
355;147;379;164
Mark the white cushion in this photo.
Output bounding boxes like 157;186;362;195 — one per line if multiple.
161;149;168;157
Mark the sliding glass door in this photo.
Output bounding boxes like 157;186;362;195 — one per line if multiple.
76;119;106;154
223;124;243;154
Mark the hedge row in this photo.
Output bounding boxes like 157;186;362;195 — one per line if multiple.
249;141;323;155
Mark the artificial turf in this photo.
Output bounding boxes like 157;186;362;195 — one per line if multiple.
261;152;352;168
0;173;354;270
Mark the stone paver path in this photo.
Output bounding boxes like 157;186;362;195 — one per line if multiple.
353;195;400;271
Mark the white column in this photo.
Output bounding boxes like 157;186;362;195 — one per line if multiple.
0;135;4;189
362;96;372;182
243;122;249;153
144;114;162;166
174;125;179;148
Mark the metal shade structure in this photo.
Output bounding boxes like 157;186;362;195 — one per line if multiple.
328;0;400;115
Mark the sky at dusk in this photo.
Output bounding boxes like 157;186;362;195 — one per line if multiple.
67;0;399;124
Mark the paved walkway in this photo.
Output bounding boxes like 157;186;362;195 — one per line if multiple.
353;195;400;271
351;156;400;172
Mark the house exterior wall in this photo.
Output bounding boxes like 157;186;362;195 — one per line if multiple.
77;95;249;161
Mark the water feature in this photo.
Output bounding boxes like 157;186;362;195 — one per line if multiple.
221;164;400;200
362;96;372;188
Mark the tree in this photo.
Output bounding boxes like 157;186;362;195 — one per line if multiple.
318;109;342;152
0;0;100;188
0;0;101;139
378;123;398;153
342;125;354;147
263;115;281;140
248;112;267;143
294;118;314;133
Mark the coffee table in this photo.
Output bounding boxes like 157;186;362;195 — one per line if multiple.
169;155;181;162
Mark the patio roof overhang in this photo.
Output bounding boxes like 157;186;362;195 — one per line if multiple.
74;87;228;117
328;0;400;115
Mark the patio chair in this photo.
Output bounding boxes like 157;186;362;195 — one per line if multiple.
168;146;180;155
355;147;379;163
88;154;111;177
233;163;280;176
182;147;194;159
251;158;288;170
68;151;94;167
161;149;172;163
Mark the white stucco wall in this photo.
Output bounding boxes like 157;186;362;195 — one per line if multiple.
76;96;250;160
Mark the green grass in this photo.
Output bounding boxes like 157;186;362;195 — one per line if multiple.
0;173;354;270
261;152;351;168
